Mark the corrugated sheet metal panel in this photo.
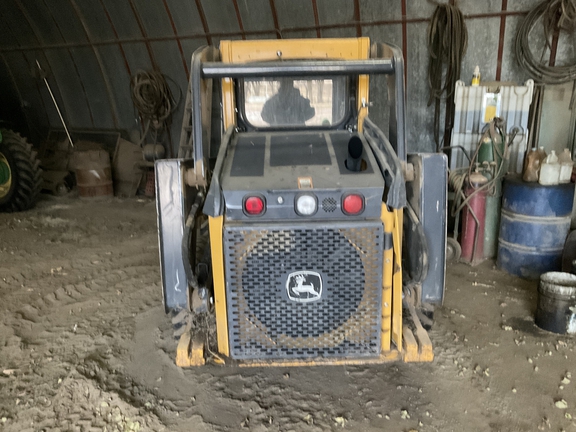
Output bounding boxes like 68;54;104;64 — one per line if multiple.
99;0;142;40
71;1;117;42
316;0;355;26
1;52;49;127
164;0;204;36
405;21;435;153
360;0;402;21
451;79;534;173
70;47;115;129
237;0;274;32
1;5;37;47
274;0;316;29
20;1;65;45
133;0;175;39
201;0;240;34
97;45;134;128
43;49;93;128
44;0;88;45
21;50;63;128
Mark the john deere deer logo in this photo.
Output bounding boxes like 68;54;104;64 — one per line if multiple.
286;271;322;302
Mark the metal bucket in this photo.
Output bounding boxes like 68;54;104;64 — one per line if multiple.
70;150;113;198
535;272;576;334
497;175;575;279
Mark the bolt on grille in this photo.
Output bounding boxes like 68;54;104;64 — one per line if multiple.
224;222;384;360
322;197;337;212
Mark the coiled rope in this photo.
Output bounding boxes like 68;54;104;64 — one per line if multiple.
427;1;468;151
515;0;576;84
130;70;176;145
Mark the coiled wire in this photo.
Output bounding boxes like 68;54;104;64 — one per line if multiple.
515;0;576;84
130;70;176;145
427;1;468;150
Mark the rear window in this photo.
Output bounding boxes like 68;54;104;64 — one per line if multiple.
243;77;347;128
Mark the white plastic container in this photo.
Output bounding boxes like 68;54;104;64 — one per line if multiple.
539;150;561;185
558;148;574;184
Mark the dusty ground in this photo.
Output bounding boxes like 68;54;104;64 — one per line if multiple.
0;196;575;432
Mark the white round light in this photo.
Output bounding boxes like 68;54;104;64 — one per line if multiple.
296;194;317;216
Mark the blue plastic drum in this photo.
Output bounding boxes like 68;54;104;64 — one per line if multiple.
497;175;575;279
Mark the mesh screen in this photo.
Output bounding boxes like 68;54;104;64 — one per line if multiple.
321;197;337;212
224;223;383;360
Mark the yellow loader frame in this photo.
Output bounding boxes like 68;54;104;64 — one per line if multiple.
177;38;433;366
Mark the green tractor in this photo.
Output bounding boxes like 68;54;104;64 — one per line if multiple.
0;128;42;212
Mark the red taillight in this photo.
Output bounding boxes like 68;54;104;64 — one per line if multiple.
244;196;265;215
342;194;364;215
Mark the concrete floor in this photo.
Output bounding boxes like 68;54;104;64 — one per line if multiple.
0;196;574;432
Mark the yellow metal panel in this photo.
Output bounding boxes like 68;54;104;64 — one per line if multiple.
221;78;236;129
391;208;403;349
219;40;237;129
208;215;229;356
380;205;394;353
356;37;371;133
220;38;370;62
175;331;192;367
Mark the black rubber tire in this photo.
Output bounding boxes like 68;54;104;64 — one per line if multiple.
446;237;462;262
0;129;42;212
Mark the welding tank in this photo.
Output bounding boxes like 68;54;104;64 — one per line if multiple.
478;135;504;259
497;175;575;279
460;171;488;265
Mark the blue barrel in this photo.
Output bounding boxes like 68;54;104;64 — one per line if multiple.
497;175;575;279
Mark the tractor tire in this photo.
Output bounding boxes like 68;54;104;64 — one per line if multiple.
0;129;42;212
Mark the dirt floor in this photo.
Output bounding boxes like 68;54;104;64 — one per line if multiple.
0;195;575;432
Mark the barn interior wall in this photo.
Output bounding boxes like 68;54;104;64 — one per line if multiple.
0;0;553;154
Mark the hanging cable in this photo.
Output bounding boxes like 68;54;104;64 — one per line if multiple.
515;0;576;84
130;70;176;146
427;1;468;151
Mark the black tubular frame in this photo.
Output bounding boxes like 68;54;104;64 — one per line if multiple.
187;41;408;180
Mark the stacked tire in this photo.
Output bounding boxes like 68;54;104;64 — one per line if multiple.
0;129;42;212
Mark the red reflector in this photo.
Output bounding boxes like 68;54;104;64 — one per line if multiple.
244;196;265;215
342;194;364;215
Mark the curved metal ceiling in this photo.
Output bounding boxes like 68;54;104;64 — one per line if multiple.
0;0;543;152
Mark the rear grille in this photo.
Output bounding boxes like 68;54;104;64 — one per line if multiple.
224;222;383;360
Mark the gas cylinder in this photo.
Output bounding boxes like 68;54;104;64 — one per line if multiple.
461;171;489;265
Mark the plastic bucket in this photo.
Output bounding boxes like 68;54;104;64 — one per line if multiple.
535;272;576;334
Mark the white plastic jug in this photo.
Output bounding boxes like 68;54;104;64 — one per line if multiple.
539;150;560;185
558;148;574;184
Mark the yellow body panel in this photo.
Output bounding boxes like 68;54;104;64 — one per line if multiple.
204;38;423;364
392;208;403;348
208;215;229;356
380;205;394;352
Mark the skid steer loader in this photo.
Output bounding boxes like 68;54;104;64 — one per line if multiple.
156;38;447;366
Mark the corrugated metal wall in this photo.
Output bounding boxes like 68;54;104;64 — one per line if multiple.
0;0;558;153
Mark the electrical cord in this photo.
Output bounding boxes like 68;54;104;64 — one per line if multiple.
515;0;576;84
427;1;468;151
130;70;177;145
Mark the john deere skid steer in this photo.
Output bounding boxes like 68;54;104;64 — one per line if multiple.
156;38;447;366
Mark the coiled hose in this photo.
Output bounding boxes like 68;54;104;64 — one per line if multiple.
130;70;176;145
449;118;510;219
427;1;468;151
515;0;576;84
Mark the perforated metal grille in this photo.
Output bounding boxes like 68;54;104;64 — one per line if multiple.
322;197;337;212
224;222;383;360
